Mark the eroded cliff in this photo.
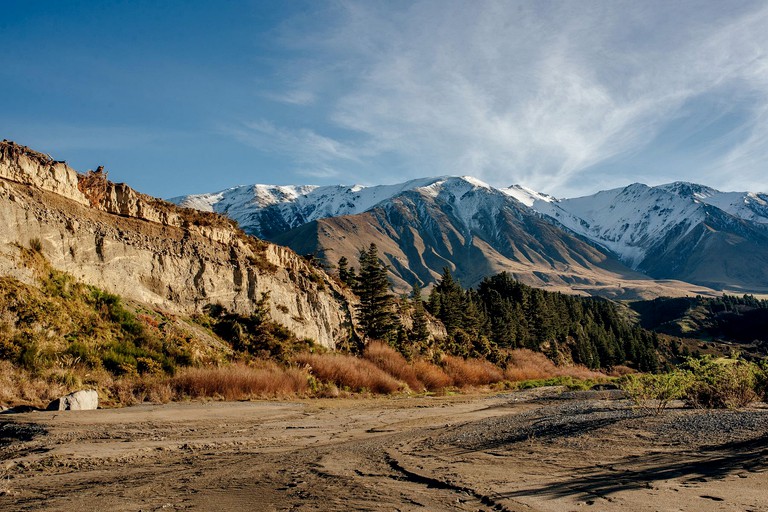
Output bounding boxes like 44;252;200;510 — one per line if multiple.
0;141;356;349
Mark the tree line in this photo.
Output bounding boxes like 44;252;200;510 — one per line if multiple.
339;244;660;371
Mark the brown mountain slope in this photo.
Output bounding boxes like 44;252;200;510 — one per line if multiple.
0;141;356;348
274;189;717;300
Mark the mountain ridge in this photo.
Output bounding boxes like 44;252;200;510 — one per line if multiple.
173;176;768;296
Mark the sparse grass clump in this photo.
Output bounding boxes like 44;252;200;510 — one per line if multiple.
295;352;403;394
29;237;42;253
363;341;424;392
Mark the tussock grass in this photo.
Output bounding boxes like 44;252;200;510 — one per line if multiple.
363;341;424;392
0;361;66;406
295;352;403;394
442;356;504;387
412;359;453;391
171;363;309;400
504;349;604;382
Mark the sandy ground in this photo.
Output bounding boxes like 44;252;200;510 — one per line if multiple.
1;388;766;511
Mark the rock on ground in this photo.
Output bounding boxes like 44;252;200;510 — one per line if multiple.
46;390;98;411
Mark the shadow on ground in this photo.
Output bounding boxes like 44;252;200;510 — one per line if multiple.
499;433;768;501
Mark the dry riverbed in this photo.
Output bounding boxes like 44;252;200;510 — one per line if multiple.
1;388;766;511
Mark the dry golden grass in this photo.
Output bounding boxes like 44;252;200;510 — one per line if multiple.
171;362;309;400
0;361;72;407
504;349;605;382
106;377;174;405
442;356;504;387
412;359;453;391
295;352;403;394
363;341;424;392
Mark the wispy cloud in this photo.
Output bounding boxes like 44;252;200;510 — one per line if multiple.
223;119;362;164
262;89;316;106
235;1;768;194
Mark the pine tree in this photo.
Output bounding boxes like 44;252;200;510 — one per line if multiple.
355;244;398;342
410;282;430;346
337;256;353;286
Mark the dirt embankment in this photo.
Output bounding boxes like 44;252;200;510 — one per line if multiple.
1;389;766;511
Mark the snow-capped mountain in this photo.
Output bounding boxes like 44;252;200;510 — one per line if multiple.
171;178;768;295
268;176;651;296
523;181;768;291
170;177;484;239
655;182;768;224
527;183;707;269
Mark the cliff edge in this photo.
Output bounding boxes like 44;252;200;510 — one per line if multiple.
0;140;356;349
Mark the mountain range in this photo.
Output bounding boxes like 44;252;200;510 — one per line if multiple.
171;177;768;298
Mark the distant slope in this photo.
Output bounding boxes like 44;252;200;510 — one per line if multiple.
631;293;768;352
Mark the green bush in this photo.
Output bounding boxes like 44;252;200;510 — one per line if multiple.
682;356;761;409
619;371;693;415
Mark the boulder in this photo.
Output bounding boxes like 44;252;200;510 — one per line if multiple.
47;390;99;411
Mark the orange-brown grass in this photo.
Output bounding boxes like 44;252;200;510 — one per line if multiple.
504;349;605;381
295;352;403;394
171;362;309;400
412;359;453;391
363;341;424;392
442;356;504;387
608;365;637;377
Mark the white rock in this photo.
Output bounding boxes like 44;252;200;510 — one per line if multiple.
47;390;99;411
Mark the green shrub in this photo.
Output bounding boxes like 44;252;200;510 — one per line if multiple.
682;356;760;409
619;371;693;415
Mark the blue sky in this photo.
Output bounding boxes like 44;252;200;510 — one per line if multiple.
2;1;768;198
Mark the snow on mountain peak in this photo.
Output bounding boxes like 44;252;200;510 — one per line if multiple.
170;176;768;262
500;184;557;207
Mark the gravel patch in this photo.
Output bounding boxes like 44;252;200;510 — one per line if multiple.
433;400;641;451
649;410;768;446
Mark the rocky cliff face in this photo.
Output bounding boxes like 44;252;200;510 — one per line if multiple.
0;141;356;349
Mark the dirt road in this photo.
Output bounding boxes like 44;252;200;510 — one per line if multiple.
1;389;766;511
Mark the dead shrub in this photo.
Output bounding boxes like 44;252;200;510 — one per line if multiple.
412;359;453;391
363;341;424;392
295;352;403;394
442;356;504;387
171;362;309;400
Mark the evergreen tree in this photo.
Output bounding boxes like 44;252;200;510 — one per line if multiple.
354;244;398;342
409;282;430;346
337;256;354;286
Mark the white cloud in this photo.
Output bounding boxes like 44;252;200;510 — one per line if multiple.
240;1;768;194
